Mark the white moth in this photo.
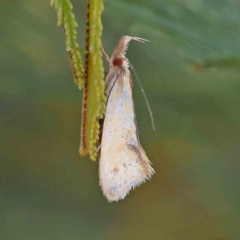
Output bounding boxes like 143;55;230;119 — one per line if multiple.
99;36;155;202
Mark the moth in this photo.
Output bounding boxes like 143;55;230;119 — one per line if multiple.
99;36;155;202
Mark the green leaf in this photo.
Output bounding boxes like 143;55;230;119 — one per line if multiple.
79;0;105;161
51;0;85;89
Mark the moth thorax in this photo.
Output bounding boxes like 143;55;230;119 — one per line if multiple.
112;58;123;67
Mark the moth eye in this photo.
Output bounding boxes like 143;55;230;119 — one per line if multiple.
113;58;123;66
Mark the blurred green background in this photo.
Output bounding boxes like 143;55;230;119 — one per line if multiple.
2;0;240;239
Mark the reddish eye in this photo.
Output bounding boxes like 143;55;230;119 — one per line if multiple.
112;58;122;66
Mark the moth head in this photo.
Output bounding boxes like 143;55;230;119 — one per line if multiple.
112;57;129;70
110;36;149;70
112;58;123;67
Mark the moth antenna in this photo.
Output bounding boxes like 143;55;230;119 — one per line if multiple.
128;60;156;131
130;37;150;44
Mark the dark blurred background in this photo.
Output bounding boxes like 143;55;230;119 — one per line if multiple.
1;0;240;239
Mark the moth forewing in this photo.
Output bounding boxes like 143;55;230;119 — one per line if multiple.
99;36;154;202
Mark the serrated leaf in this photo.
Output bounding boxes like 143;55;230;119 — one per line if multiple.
79;0;105;161
51;0;85;89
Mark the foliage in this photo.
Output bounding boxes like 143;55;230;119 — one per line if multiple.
79;0;106;160
51;0;105;160
51;0;85;89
